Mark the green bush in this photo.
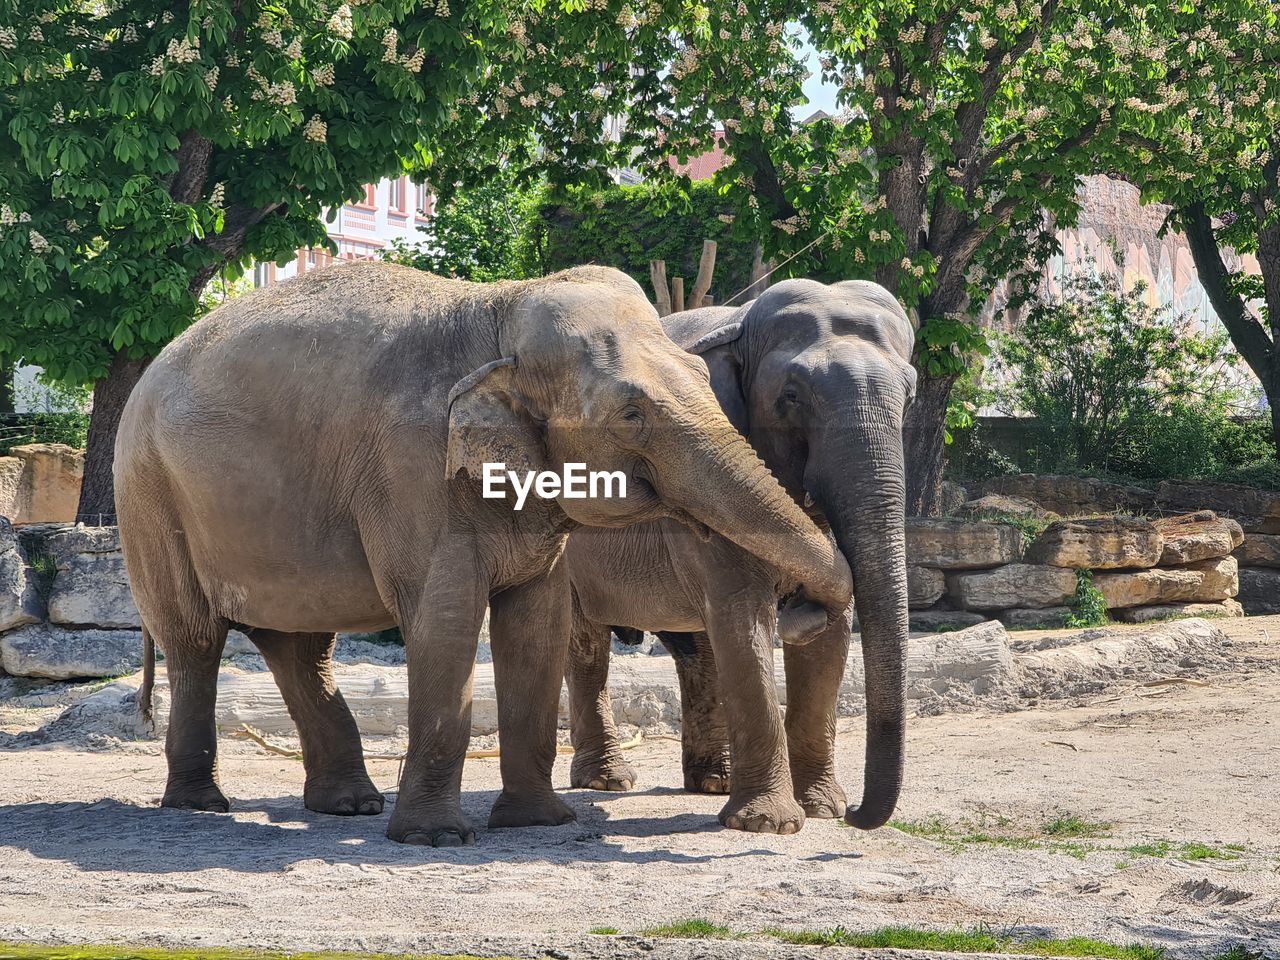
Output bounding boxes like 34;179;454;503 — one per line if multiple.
383;168;541;283
992;273;1268;484
524;181;758;305
1065;570;1110;628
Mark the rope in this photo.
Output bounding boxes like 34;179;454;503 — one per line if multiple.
718;228;831;308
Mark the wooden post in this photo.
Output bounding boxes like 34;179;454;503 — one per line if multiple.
671;276;685;314
689;239;717;309
747;243;775;300
650;260;671;316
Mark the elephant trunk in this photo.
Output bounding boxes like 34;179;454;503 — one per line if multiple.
655;407;853;615
809;405;909;830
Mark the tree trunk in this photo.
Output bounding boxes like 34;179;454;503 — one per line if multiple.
76;351;150;524
903;371;958;517
0;359;14;415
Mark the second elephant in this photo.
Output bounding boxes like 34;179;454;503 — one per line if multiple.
564;278;916;833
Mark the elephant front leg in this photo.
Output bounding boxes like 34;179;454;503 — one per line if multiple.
566;606;638;791
657;631;731;795
250;629;383;816
385;553;486;847
487;558;576;829
783;612;852;819
702;566;805;835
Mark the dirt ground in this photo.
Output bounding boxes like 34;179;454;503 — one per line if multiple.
1;616;1279;960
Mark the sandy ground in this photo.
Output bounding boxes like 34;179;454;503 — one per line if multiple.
1;617;1279;959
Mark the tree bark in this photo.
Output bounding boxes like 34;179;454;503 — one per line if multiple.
0;359;14;415
903;372;959;517
75;351;150;524
1181;202;1280;459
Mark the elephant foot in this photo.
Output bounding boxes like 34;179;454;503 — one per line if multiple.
488;790;577;829
387;806;476;846
719;791;805;835
304;773;385;817
683;756;732;795
162;779;230;813
570;754;638;792
793;772;847;819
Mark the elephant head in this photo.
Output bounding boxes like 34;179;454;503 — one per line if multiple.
444;267;853;617
676;278;916;830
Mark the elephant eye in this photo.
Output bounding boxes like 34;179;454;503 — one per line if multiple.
779;386;801;408
609;403;648;444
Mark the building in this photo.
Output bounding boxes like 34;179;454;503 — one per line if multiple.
252;176;435;286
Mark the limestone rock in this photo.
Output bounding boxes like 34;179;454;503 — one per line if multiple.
0;443;83;524
946;564;1078;612
997;606;1074;629
977;473;1156;516
0;457;22;522
41;524;140;629
1157;480;1280;535
1025;516;1162;569
907;565;945;609
1233;533;1280;569
0;517;44;632
0;623;143;679
908;608;989;633
1094;557;1239;609
958;493;1057;522
1237;566;1280;615
1155;511;1244;565
939;480;970;516
906;518;1024;570
1111;600;1244;624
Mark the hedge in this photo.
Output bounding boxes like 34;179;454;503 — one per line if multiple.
522;181;759;307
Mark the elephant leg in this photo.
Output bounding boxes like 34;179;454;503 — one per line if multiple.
658;631;731;795
487;557;577;829
249;629;383;817
157;614;230;812
567;604;637;791
783;612;852;818
385;548;486;847
702;561;804;835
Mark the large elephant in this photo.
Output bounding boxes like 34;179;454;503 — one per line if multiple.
115;262;852;847
564;278;915;833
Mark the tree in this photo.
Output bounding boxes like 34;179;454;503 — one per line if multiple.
0;0;690;520
1124;3;1280;460
490;0;1275;512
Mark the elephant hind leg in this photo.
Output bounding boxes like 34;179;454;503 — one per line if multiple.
144;604;230;812
567;603;637;792
248;629;383;816
659;631;731;795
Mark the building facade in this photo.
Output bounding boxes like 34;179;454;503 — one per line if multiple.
252;176;435;286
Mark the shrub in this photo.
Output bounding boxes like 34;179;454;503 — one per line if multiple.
0;376;90;454
1065;570;1110;628
992;273;1264;482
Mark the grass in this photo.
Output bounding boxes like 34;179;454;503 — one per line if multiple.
1123;840;1241;862
888;813;1246;864
587;928;619;936
766;926;1166;960
631;922;1174;960
0;948;509;960
638;919;737;939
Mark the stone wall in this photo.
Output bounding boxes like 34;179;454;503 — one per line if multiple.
966;474;1280;618
0;444;83;524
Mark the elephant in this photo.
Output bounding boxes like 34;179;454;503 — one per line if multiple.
115;261;853;847
563;278;916;833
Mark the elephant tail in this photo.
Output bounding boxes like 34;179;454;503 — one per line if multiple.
138;623;155;732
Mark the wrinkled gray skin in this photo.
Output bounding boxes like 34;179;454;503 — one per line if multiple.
564;278;915;833
115;262;853;846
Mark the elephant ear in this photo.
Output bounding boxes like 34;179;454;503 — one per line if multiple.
445;358;547;480
687;317;749;435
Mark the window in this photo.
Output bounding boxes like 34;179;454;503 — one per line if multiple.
416;183;432;217
388;177;406;213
